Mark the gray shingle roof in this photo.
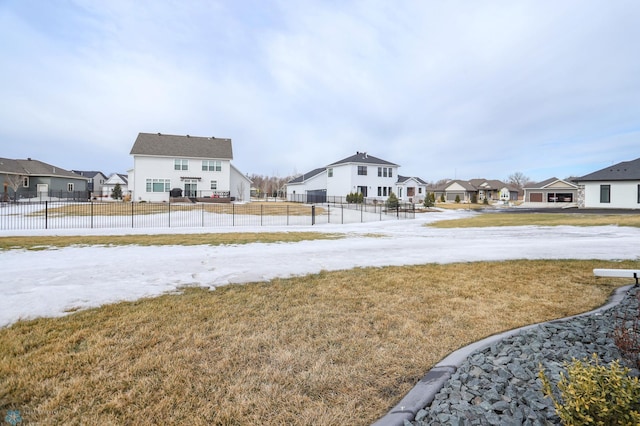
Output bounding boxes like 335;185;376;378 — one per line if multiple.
328;152;398;167
288;167;326;184
130;133;233;160
575;157;640;181
0;157;84;179
397;175;428;185
72;170;105;178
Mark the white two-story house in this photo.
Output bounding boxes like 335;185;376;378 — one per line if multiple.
287;151;426;203
129;133;251;202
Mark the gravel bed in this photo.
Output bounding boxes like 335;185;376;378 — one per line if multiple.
411;286;639;426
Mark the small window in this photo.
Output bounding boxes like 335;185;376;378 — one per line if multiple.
383;168;388;177
174;159;188;171
328;168;333;178
378;167;382;177
22;177;29;187
357;166;367;176
377;187;382;196
600;184;610;203
67;183;74;192
388;168;393;178
210;180;218;190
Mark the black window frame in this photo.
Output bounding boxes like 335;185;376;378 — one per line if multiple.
357;166;367;176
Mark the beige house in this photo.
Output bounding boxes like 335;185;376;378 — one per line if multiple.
523;178;578;206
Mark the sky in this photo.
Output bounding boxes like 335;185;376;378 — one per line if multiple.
2;207;640;328
1;0;639;183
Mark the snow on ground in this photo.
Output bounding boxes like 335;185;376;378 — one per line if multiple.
1;209;640;328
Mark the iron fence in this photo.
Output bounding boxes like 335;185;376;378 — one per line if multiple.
0;200;415;230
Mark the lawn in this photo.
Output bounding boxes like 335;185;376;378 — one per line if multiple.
1;258;637;425
0;232;341;251
429;212;640;228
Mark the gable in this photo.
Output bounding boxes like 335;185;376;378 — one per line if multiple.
130;133;233;160
328;151;398;167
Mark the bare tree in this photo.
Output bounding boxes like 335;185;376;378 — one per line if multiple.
236;181;246;202
507;172;531;191
4;173;24;201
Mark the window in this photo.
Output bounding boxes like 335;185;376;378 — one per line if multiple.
377;187;382;196
67;183;74;192
22;177;29;187
328;168;333;178
210;180;218;190
146;179;171;192
202;160;221;171
174;159;188;171
388;168;393;178
600;184;610;203
383;168;388;177
357;166;367;176
378;167;382;177
419;188;423;194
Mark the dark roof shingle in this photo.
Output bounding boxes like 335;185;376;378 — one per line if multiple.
130;133;233;160
576;157;640;181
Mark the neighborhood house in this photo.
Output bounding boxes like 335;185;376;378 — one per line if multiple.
286;152;428;203
575;157;640;209
129;133;251;203
523;177;578;205
430;179;519;203
1;157;89;201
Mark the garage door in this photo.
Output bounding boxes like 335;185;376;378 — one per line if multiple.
529;193;542;202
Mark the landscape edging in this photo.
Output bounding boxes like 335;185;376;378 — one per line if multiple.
371;283;635;426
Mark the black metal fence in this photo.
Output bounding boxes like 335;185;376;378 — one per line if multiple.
0;201;415;230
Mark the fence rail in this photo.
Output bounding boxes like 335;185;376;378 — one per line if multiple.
0;201;415;231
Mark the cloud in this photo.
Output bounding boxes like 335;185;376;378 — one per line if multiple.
1;0;639;181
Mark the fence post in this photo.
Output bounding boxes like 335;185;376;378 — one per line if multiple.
91;200;94;229
261;204;263;226
202;203;204;227
341;205;344;224
45;201;48;229
287;205;289;226
232;203;235;226
311;205;315;225
360;202;363;223
168;201;171;228
132;202;134;228
327;203;330;224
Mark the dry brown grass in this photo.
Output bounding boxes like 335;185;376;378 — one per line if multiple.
0;232;341;251
2;259;638;425
430;212;640;228
32;202;324;217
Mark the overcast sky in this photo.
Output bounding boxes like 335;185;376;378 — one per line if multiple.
1;1;639;183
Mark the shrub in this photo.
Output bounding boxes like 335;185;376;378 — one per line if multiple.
470;194;477;204
614;291;640;369
111;183;122;200
454;194;460;203
539;354;640;425
483;197;489;205
440;194;445;203
424;192;434;208
386;192;399;209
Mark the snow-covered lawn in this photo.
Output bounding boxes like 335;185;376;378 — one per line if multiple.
2;209;639;328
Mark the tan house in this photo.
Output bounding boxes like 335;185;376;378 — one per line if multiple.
523;178;578;205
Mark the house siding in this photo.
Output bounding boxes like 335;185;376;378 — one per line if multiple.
583;181;640;209
132;155;231;202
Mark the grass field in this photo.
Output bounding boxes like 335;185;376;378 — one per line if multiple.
0;232;341;251
429;212;640;228
1;258;638;425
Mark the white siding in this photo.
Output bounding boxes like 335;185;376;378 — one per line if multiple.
132;155;231;202
286;171;327;199
583;181;640;209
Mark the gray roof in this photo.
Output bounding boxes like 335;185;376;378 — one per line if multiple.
524;177;577;189
328;151;398;167
397;175;428;185
575;157;640;181
288;168;326;184
130;133;233;160
0;157;86;179
72;170;106;178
